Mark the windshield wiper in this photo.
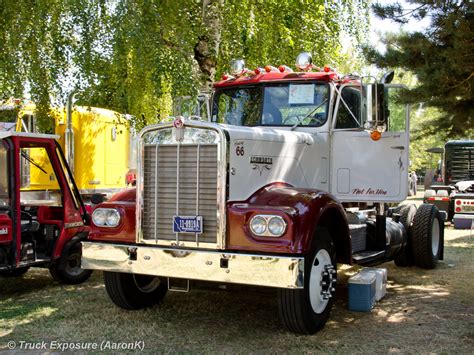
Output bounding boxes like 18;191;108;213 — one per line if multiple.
291;98;328;131
21;151;47;174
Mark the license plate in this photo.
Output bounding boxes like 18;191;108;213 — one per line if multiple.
173;216;203;234
463;205;474;212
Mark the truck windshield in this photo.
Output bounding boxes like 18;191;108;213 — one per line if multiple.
213;82;329;127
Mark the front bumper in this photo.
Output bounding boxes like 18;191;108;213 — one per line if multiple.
81;242;304;289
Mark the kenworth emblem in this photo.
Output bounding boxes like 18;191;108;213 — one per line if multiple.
173;117;184;141
250;156;273;176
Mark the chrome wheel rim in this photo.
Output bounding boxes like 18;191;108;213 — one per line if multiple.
133;275;161;293
309;249;336;314
431;217;440;256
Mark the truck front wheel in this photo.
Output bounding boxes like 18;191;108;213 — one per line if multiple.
103;272;167;310
411;204;443;269
278;228;336;334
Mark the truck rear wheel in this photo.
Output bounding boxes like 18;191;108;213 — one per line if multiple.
393;204;417;267
103;272;167;310
278;228;336;334
49;243;93;284
411;204;443;269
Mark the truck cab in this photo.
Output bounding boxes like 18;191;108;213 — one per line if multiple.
424;140;474;227
0;132;92;283
82;53;444;334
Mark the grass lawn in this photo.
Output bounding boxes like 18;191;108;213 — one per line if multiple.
1;225;473;353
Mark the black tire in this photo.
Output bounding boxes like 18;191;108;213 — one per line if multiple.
411;204;443;269
394;204;417;267
49;243;93;284
0;267;30;277
278;228;336;334
103;272;167;310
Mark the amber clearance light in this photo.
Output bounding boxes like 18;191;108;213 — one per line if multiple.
370;130;382;141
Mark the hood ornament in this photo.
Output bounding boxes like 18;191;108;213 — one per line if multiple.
173;116;185;142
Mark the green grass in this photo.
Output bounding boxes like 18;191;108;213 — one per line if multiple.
1;226;473;353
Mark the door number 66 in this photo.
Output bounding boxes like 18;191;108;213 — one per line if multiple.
236;145;245;156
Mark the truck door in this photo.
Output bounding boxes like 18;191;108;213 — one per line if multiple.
330;84;409;203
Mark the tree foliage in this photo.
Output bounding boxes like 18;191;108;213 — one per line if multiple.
365;0;474;138
0;0;369;131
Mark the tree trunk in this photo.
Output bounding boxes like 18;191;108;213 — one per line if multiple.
194;0;224;92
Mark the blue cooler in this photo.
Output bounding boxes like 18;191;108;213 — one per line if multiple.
453;214;474;229
348;272;376;312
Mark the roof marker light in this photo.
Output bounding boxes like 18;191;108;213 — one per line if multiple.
323;65;331;73
278;65;293;73
265;65;279;73
221;74;235;81
254;67;265;75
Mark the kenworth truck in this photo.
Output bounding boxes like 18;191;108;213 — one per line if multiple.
82;53;444;334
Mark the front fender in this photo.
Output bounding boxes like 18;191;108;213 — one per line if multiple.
88;188;137;243
227;184;351;262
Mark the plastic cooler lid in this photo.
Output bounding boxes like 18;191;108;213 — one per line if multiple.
360;267;387;282
348;272;376;284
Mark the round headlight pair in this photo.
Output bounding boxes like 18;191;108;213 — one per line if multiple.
249;215;287;237
92;208;121;228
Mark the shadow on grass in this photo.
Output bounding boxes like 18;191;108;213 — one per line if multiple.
1;247;473;352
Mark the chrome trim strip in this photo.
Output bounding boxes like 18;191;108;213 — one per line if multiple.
136;121;228;249
82;242;304;289
175;143;180;244
196;144;200;246
154;144;159;243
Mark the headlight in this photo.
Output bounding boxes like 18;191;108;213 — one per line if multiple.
250;216;267;235
268;216;286;236
92;209;107;226
92;208;121;228
249;215;287;237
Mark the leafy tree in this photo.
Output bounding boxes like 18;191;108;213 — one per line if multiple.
365;0;474;137
0;0;369;131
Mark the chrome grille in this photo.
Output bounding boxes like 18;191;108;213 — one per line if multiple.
142;143;218;245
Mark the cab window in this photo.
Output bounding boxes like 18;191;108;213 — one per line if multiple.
335;86;363;129
20;147;62;207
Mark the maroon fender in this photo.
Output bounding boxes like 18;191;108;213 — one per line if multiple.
88;188;136;243
227;183;352;263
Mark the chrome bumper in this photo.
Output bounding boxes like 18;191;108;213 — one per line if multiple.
81;242;304;289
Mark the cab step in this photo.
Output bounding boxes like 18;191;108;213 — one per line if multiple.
352;250;385;265
167;278;190;293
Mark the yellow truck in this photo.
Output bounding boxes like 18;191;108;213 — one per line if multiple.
0;98;136;198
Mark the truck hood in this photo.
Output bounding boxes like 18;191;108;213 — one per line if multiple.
219;124;315;145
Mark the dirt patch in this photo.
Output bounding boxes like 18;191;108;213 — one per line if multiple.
0;226;473;353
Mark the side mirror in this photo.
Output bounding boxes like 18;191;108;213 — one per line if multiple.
90;193;105;205
363;83;389;130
